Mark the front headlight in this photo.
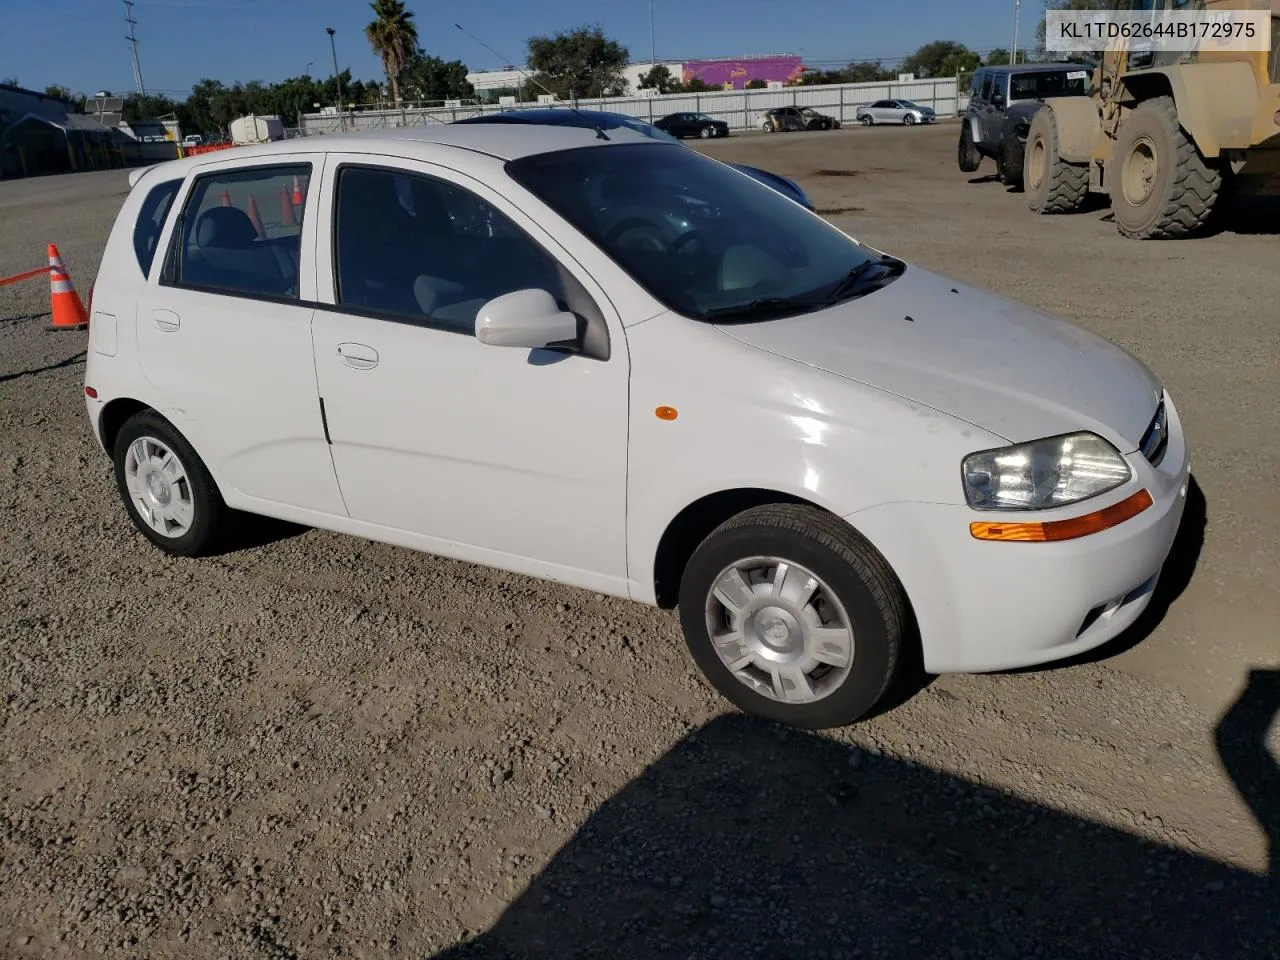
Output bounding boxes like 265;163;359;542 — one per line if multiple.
962;432;1132;511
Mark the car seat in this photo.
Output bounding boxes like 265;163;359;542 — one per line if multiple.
184;206;298;297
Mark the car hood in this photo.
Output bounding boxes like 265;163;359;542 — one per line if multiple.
716;266;1162;450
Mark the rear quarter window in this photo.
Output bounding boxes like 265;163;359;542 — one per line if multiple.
133;179;183;278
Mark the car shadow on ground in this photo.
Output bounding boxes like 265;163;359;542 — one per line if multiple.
431;675;1277;960
0;349;85;384
221;514;310;554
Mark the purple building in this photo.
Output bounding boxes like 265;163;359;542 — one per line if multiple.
682;55;806;90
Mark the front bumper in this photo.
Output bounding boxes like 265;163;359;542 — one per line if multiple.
845;393;1191;674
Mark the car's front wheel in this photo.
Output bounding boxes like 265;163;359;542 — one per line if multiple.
699;126;712;139
678;504;906;730
860;115;873;127
113;410;230;557
903;113;916;126
958;125;981;172
762;120;776;133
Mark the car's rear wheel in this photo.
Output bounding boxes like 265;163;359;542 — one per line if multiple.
112;410;229;557
763;120;776;133
678;504;906;730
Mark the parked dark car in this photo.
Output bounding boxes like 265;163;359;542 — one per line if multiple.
652;112;730;139
452;108;814;210
760;106;840;133
957;63;1094;189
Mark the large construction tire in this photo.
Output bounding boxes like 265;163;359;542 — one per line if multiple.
1109;95;1221;239
1025;107;1089;214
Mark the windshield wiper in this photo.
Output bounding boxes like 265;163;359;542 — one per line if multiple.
824;255;904;307
701;297;820;323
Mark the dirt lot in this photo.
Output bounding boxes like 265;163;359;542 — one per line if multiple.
2;124;1278;959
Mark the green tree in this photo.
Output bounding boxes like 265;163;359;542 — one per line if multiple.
400;52;474;102
122;93;183;124
680;76;718;93
1035;0;1134;59
845;60;893;83
745;78;767;90
638;63;680;94
365;0;419;106
985;48;1012;66
901;40;979;78
527;25;629;100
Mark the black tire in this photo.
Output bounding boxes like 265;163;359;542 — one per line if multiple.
1109;95;1221;239
860;115;873;127
762;120;775;133
903;113;916;126
678;504;906;730
1024;106;1089;214
699;126;712;139
957;125;981;173
112;409;229;557
997;146;1023;189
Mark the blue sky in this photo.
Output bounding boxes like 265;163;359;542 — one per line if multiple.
4;0;1037;98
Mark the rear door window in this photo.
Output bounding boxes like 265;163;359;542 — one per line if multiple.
161;163;312;300
133;179;182;278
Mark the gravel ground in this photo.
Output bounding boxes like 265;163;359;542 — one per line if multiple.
2;125;1278;959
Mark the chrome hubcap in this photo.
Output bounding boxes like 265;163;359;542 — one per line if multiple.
124;436;194;538
705;557;855;704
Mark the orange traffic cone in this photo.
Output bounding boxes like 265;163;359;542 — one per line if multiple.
279;184;297;227
47;243;90;331
291;175;305;207
220;189;232;207
246;192;266;238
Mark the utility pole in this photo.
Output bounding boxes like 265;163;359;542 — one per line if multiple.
649;0;656;66
124;0;146;95
1011;0;1021;66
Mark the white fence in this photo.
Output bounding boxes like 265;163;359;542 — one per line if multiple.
299;77;961;136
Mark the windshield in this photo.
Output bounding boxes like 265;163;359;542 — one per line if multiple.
507;143;887;322
1010;69;1090;100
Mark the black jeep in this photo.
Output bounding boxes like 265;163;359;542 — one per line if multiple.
957;63;1094;189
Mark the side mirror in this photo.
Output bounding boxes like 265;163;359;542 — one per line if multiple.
475;288;579;351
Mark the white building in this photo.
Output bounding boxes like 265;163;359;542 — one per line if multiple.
465;61;686;99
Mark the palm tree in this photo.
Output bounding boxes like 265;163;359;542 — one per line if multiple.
365;0;418;106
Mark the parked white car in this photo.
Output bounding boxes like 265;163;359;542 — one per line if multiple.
84;124;1189;729
855;99;937;126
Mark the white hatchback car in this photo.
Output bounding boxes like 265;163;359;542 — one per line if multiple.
84;124;1189;729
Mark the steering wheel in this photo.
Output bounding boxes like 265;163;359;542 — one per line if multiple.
603;218;669;252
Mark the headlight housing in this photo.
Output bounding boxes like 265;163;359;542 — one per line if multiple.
962;432;1132;511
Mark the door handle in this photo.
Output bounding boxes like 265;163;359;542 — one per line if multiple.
337;342;378;370
151;309;180;332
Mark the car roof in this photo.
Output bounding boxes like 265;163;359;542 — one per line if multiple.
128;122;661;189
979;62;1094;75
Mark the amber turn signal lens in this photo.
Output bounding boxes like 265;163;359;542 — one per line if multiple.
970;488;1154;543
655;406;679;421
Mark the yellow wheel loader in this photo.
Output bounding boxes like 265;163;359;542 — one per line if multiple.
1024;0;1280;238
